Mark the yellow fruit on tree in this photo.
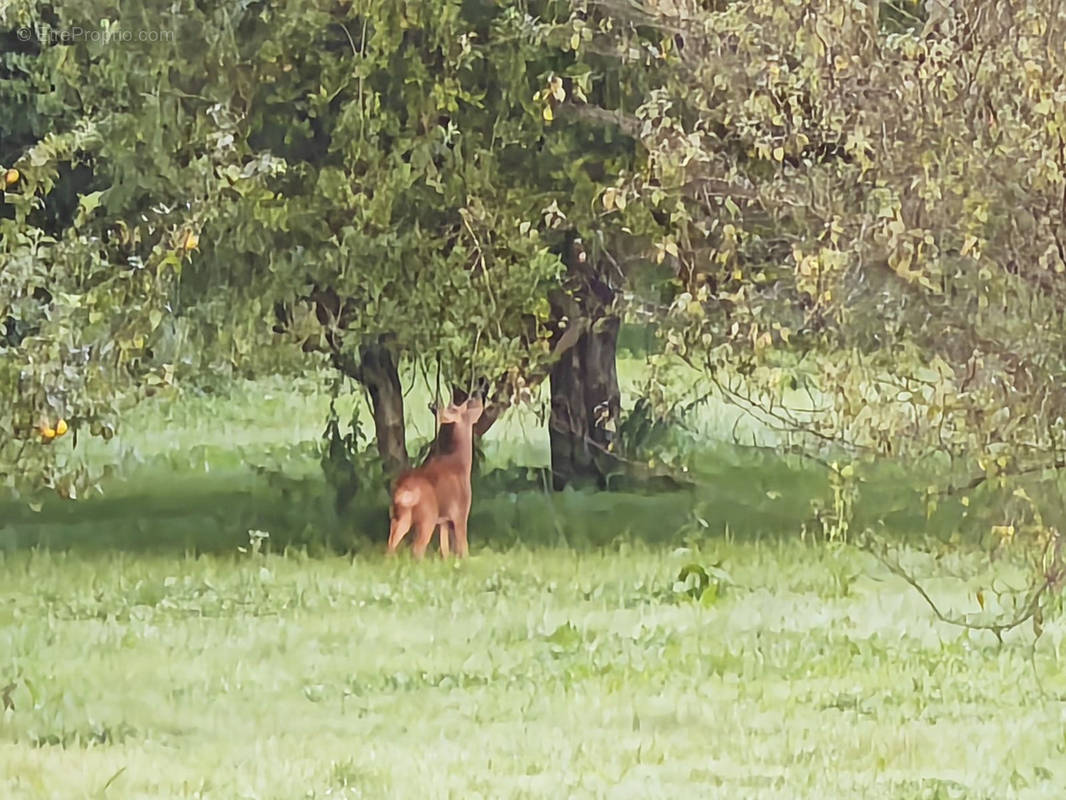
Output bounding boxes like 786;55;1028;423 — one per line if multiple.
184;232;199;250
3;168;18;187
40;426;57;441
56;418;68;436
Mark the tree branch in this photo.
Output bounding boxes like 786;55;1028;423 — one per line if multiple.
864;535;1059;644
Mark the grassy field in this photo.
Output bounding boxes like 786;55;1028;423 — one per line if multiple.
2;370;1064;798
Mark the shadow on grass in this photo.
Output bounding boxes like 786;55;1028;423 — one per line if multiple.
0;443;969;557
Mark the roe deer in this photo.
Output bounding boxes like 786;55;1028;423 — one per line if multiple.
387;395;484;558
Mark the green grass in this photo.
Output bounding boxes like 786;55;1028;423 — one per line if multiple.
1;368;1062;798
2;544;1064;799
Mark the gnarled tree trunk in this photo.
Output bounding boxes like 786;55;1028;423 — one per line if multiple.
356;341;408;476
274;289;410;476
548;233;622;490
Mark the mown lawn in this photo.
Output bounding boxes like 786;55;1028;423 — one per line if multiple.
2;542;1064;799
1;373;1063;798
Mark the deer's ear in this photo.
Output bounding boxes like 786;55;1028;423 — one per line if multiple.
466;399;485;424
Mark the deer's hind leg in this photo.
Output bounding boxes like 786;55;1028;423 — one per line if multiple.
411;518;437;560
438;520;456;558
387;509;413;554
453;514;469;558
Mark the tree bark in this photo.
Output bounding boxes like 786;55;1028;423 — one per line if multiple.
548;233;622;490
275;289;410;477
585;314;622;456
549;336;589;489
357;341;409;476
549;317;622;489
329;340;409;477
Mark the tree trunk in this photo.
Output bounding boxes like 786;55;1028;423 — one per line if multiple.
358;342;409;476
280;290;410;479
331;340;408;476
584;315;622;458
549;337;589;489
549;317;621;489
548;233;622;490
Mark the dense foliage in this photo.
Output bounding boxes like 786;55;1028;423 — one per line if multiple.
1;0;653;489
576;3;1066;504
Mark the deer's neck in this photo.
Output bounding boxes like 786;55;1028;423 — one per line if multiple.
437;424;474;473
